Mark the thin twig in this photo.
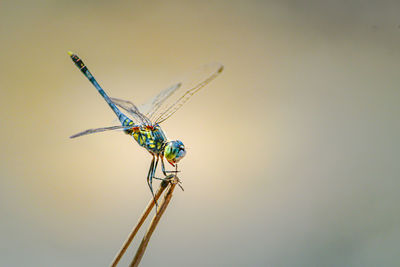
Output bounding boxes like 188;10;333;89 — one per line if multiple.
130;178;178;267
110;179;169;267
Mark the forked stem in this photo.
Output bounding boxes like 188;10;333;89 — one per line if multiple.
129;178;179;267
110;179;170;267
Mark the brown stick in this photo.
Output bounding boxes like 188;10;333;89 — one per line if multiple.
110;180;169;267
130;179;178;267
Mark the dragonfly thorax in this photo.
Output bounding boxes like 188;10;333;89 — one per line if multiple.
125;124;168;154
164;140;186;166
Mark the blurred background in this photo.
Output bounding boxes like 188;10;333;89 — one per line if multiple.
1;1;399;266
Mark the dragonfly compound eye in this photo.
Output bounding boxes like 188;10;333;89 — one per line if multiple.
164;140;186;164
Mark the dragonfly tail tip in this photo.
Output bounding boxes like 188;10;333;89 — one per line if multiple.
218;64;224;73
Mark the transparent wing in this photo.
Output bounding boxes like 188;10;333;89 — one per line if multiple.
70;125;130;139
110;97;151;125
141;62;224;124
139;83;181;122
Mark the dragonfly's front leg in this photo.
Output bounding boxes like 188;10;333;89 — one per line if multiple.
151;156;171;181
161;156;180;176
156;161;184;191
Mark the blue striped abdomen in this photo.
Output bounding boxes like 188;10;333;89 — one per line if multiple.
69;52;133;127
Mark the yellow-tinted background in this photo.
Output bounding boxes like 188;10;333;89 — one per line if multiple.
1;1;399;266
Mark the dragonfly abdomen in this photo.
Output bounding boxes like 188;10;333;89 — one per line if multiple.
68;52;133;127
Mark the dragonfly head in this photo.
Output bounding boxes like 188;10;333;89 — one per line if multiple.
164;140;186;166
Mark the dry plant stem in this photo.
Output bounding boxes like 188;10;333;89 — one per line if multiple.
130;182;177;267
110;181;168;267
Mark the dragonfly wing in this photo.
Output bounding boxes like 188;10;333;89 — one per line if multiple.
139;82;181;122
70;125;130;139
110;97;151;125
151;62;224;124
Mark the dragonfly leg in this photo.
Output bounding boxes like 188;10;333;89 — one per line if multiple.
152;176;174;181
175;164;184;191
150;156;159;189
153;161;184;194
146;155;158;209
161;156;180;176
151;156;161;208
155;164;184;191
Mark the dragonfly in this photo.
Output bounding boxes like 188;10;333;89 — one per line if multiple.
68;51;223;205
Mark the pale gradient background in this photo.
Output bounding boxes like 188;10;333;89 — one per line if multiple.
1;1;400;266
